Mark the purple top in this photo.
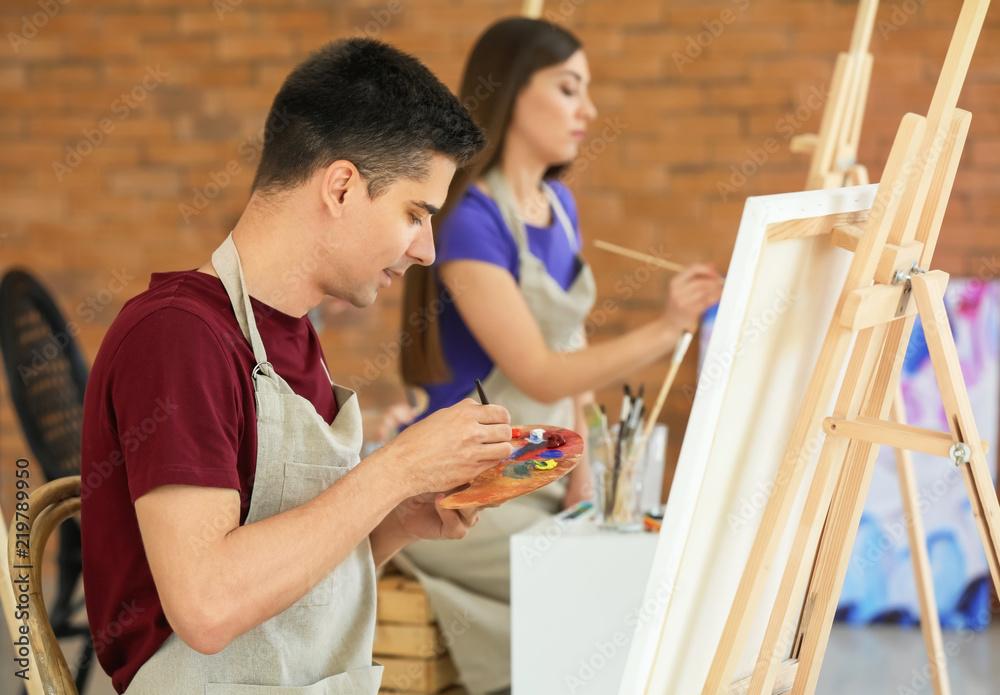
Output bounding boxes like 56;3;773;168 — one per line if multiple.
419;181;583;418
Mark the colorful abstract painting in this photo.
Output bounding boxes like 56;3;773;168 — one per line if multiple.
440;425;583;509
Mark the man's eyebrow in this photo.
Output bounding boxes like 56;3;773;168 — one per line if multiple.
413;200;440;215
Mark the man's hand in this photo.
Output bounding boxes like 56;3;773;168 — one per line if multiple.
393;492;484;541
370;492;490;566
374;399;513;497
664;263;724;333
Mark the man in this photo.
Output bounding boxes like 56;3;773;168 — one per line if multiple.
81;38;512;694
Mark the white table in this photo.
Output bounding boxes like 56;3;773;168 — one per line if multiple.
510;510;660;694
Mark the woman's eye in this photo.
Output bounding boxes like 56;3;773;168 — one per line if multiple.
410;215;424;226
561;86;576;97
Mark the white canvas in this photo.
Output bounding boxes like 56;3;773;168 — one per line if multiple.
620;184;878;694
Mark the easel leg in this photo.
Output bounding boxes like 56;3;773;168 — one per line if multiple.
792;316;916;694
747;324;887;695
891;388;952;695
911;273;1000;600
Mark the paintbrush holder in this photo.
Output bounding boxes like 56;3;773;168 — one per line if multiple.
591;424;648;532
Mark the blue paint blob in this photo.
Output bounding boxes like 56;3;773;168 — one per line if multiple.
539;450;563;459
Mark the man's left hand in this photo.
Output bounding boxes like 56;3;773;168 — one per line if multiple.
391;492;485;541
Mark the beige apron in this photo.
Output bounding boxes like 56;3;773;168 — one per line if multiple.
127;234;382;694
395;170;596;694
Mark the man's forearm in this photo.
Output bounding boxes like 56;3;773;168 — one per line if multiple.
141;448;411;654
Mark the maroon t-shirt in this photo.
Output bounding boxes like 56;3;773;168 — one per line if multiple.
80;271;339;693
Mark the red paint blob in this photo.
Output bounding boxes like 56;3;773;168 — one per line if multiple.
544;432;566;449
511;428;522;439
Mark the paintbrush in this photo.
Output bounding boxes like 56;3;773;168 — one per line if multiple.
614;331;695;522
583;401;615;518
593;239;725;284
621;385;645;469
474;378;489;405
610;384;635;518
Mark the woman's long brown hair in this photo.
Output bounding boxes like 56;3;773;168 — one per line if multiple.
400;17;582;386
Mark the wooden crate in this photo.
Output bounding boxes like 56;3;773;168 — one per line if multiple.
376;574;434;625
378;653;459;693
374;621;446;659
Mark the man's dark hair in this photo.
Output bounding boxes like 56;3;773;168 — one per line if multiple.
251;38;486;199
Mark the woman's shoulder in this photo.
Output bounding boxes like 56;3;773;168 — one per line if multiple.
437;184;516;267
452;183;498;215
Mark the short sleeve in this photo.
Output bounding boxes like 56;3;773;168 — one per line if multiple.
436;189;519;279
108;308;243;502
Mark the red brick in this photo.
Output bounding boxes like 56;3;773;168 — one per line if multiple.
144;38;216;62
253;10;333;33
177;10;249;34
0;66;25;89
0;192;67;223
216;36;295;61
107;168;181;198
3;142;65;165
668;55;750;81
9;37;64;59
63;35;142;58
171;65;253;87
29;65;99;87
623;138;710;166
103;12;178;35
624;86;704;113
582;1;663;26
568;27;624;55
104;119;174;140
709;85;791;109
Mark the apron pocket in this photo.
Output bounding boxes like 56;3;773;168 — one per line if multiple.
279;461;349;511
205;662;383;694
280;462;350;607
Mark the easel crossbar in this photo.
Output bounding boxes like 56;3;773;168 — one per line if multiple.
823;415;990;459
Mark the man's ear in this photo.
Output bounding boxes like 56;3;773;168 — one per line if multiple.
320;160;363;217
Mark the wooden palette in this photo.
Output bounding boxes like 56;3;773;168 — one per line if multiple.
439;425;583;509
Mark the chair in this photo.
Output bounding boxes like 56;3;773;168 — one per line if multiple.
0;269;94;692
7;476;82;695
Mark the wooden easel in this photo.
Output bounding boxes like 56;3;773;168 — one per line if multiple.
791;0;879;189
698;1;996;693
800;2;952;689
522;0;544;19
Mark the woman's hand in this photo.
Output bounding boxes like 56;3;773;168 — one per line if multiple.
664;263;724;333
375;402;419;442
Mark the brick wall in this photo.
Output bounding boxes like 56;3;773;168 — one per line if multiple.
1;0;998;534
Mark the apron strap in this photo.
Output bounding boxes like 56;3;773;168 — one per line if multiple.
482;168;578;256
211;233;270;367
482;168;529;253
542;181;579;251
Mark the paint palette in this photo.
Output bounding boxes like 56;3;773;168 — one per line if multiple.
439;425;583;509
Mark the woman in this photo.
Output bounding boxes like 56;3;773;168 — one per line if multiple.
395;18;723;694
